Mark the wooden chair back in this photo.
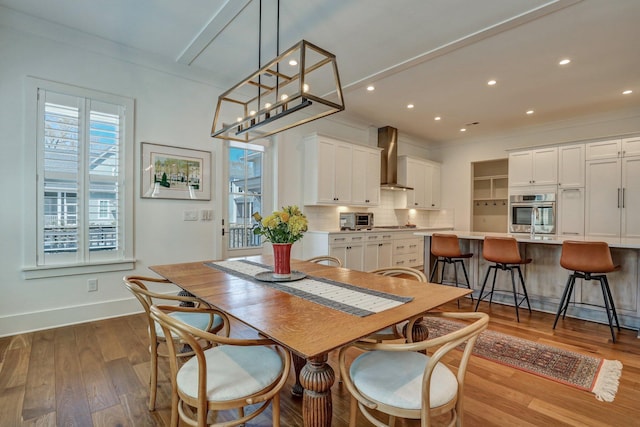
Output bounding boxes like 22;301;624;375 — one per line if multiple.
369;266;428;282
339;311;489;426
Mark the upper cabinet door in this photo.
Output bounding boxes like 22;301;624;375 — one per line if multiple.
531;147;558;185
586;139;621;161
315;139;338;203
427;163;441;208
334;144;353;203
508;148;557;187
364;149;381;205
558;144;585;188
508;151;534;186
622;137;640;158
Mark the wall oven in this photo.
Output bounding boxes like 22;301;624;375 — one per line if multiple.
509;193;556;235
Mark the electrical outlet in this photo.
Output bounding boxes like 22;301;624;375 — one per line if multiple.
87;278;98;292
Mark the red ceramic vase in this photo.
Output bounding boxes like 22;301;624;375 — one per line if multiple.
272;243;292;278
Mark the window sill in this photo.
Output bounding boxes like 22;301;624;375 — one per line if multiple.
22;259;136;279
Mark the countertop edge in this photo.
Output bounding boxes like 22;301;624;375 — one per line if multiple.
412;230;640;249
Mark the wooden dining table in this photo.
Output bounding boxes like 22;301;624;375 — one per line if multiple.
149;255;471;427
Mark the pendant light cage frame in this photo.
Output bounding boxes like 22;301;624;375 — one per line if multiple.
211;39;344;142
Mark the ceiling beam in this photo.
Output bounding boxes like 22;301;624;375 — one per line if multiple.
176;0;253;66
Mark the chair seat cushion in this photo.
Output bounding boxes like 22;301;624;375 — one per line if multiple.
154;311;223;338
177;345;284;402
350;350;457;410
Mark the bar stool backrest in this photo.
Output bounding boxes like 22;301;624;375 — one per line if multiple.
482;237;523;264
431;233;463;257
560;241;617;273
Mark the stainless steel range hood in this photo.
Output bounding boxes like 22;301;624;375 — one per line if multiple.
378;126;413;191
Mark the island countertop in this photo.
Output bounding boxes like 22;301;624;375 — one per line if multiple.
413;230;640;249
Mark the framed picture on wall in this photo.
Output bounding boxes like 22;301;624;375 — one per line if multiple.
141;142;212;200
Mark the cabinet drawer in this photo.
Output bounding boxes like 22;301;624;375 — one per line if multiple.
365;233;393;242
393;238;422;255
392;254;422;268
329;234;365;244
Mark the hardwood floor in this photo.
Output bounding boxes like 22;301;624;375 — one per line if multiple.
1;299;639;426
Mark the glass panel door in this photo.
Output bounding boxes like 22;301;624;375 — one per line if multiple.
226;145;263;252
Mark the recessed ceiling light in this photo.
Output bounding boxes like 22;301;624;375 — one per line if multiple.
487;80;497;86
623;89;633;95
289;59;298;66
460;128;466;132
559;58;571;65
366;85;375;91
407;104;414;109
526;110;534;115
434;116;441;121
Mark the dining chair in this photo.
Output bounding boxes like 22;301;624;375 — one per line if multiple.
306;255;343;267
150;304;291;427
366;267;428;342
339;311;489;427
123;275;229;411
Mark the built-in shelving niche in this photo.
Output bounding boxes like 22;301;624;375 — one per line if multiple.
471;158;508;232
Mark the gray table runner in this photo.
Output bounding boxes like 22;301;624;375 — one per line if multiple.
204;259;413;317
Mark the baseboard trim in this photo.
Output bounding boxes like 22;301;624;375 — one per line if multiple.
0;297;143;337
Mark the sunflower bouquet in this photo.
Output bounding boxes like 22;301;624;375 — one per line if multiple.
252;205;308;244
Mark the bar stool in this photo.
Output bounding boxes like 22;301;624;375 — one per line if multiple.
429;233;474;303
553;241;621;342
474;236;532;322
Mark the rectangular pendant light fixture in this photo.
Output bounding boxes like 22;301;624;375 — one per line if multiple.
211;39;344;142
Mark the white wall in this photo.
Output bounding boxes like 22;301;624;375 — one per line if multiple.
0;16;229;336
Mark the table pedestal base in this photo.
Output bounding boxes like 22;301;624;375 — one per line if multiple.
292;354;306;397
300;354;334;427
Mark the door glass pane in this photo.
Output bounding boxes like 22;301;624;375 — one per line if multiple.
228;146;263;249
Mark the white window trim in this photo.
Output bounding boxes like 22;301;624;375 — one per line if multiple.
23;76;135;278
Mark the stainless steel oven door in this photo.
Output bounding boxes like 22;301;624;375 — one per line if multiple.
510;202;556;234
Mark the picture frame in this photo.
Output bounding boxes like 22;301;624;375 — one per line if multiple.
141;142;212;200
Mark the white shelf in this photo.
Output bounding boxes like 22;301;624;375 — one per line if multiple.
473;175;508;200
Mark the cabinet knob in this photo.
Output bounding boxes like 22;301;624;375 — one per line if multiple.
365;199;369;203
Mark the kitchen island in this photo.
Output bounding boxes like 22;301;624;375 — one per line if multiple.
415;231;640;334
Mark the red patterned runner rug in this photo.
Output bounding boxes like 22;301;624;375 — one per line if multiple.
422;317;622;402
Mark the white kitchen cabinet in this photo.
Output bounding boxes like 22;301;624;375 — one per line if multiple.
328;234;364;270
391;234;423;268
584;137;640;161
585;142;640;238
558;144;585;188
351;146;381;206
429;163;441;208
557;187;584;236
508;147;558;187
397;156;441;209
363;233;393;271
304;134;380;206
621;156;640;238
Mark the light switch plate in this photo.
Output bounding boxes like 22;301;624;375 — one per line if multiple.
183;210;198;221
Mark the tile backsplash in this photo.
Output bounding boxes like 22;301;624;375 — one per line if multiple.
303;191;454;231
